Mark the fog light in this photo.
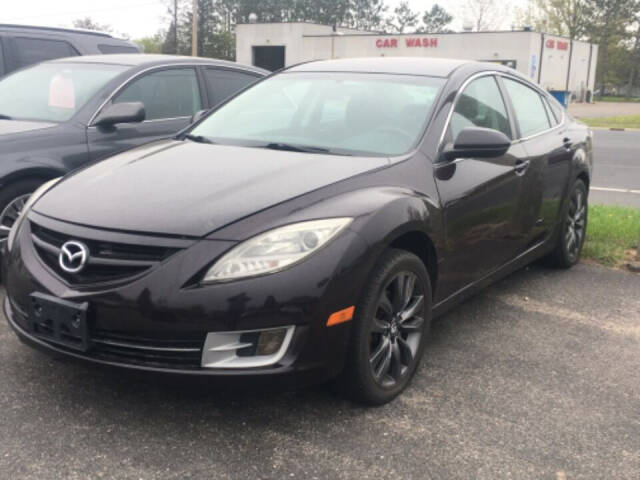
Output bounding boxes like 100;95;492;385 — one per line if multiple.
201;326;295;368
256;328;287;356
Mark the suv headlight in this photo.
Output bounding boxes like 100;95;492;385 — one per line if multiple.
7;177;61;252
202;218;352;283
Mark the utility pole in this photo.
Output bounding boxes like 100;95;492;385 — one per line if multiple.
173;0;178;54
191;0;198;56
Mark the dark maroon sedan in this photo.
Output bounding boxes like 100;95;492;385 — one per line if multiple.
3;58;593;404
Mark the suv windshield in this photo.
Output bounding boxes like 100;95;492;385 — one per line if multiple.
191;72;445;156
0;62;126;122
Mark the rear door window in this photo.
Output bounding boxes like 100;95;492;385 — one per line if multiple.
114;68;202;120
203;68;260;106
450;75;512;139
503;78;551;137
10;37;79;69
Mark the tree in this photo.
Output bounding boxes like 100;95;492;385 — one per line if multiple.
349;0;387;31
463;0;504;31
535;0;589;39
135;35;163;53
388;1;419;33
72;17;112;33
585;0;637;96
420;4;453;33
626;14;640;98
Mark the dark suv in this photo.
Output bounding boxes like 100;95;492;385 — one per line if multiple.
0;24;140;77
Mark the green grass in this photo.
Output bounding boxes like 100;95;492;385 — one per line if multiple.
583;205;640;267
580;115;640;129
596;95;640;103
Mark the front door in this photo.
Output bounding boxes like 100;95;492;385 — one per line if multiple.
87;67;203;161
434;75;528;299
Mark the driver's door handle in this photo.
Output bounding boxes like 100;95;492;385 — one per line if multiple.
514;159;530;175
563;137;573;149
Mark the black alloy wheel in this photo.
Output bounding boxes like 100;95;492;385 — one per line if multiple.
342;249;432;405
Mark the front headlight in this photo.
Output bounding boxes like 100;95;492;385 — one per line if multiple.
7;177;62;252
202;217;353;283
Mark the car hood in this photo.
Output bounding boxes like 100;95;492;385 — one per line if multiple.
34;139;389;237
0;119;58;137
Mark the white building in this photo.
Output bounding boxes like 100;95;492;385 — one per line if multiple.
236;22;598;102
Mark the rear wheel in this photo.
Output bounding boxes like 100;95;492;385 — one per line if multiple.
342;249;432;405
0;179;45;243
548;179;588;268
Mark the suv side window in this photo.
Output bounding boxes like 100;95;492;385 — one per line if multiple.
203;68;260;106
11;37;79;69
503;78;551;137
98;44;139;54
114;68;202;121
450;75;511;140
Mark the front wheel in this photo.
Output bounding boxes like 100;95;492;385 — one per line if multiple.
0;179;44;243
342;249;432;405
548;179;588;268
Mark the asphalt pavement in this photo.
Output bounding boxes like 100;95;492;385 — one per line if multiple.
1;262;639;480
590;130;640;208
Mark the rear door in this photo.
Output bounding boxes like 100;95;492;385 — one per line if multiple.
435;74;529;298
87;67;204;161
500;77;572;246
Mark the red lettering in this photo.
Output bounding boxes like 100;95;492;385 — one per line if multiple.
557;41;569;50
376;39;383;48
404;37;438;48
390;38;397;47
546;39;555;48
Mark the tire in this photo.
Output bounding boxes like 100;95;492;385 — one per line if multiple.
547;179;588;268
0;178;45;242
341;249;432;405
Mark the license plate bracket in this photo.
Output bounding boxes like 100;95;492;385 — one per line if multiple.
28;292;89;352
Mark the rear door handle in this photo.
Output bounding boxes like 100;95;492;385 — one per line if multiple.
514;159;530;175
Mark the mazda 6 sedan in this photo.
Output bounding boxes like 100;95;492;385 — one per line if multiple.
2;58;593;404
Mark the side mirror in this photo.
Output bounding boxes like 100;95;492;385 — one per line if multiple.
190;109;209;124
93;102;145;127
443;127;511;161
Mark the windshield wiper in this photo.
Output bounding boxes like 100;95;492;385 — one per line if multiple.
0;114;12;120
183;133;216;144
261;142;333;154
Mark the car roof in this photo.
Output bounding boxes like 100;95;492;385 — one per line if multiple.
48;54;267;73
0;23;114;38
288;57;473;77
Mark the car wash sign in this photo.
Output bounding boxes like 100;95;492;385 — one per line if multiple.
376;37;439;49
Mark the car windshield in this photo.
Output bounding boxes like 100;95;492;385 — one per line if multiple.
191;72;445;156
0;62;127;122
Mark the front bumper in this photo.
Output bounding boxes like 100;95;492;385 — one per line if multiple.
4;296;336;388
3;214;373;386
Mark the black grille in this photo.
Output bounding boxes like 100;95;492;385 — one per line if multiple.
90;330;203;369
30;221;180;286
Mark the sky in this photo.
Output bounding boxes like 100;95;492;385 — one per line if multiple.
1;0;528;40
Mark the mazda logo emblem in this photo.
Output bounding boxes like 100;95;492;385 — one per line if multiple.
59;241;89;273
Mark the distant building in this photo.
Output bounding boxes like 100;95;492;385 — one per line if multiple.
236;22;598;102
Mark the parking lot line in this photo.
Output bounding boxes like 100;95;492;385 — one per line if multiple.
591;186;640;195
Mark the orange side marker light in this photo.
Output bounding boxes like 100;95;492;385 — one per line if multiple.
326;306;355;327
